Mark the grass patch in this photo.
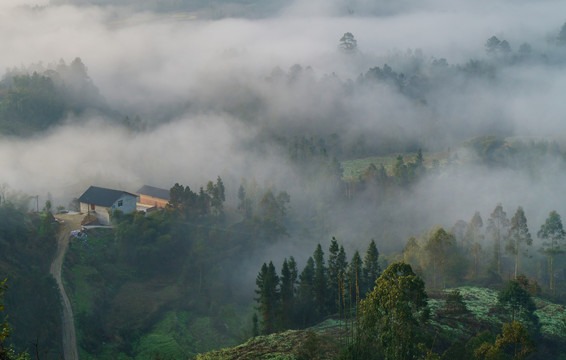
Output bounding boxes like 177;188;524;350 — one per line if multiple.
68;264;100;314
534;298;566;339
341;155;401;181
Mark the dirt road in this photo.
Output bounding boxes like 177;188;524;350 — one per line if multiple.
51;213;83;360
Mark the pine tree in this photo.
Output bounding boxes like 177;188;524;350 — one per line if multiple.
348;250;363;305
297;257;316;327
255;261;280;334
363;239;380;295
313;244;327;319
327;237;341;314
280;258;296;329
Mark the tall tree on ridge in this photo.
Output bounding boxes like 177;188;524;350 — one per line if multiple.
363;239;380;295
465;211;484;279
327;237;340;314
507;207;532;279
313;244;327;319
487;203;510;277
297;257;316;327
424;227;454;289
348;250;364;306
537;210;566;291
280;258;296;329
255;261;280;334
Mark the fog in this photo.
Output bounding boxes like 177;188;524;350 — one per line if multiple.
3;0;566;262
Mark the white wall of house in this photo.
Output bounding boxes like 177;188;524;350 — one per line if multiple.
79;202;90;214
110;194;137;214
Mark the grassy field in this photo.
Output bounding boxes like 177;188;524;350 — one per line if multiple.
340;151;450;182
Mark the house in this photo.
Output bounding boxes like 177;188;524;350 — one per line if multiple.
136;185;170;211
78;186;137;225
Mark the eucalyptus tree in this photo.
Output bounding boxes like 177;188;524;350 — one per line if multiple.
537;210;566;291
507;207;532;279
487;204;510;276
425;227;454;289
465;211;484;279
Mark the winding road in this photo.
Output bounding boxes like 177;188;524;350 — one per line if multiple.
51;214;82;360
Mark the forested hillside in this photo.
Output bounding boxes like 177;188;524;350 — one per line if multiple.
0;201;62;359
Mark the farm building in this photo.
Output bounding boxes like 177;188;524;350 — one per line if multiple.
78;186;137;225
136;185;170;211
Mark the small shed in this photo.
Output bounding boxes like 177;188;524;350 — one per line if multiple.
78;186;137;225
137;185;170;210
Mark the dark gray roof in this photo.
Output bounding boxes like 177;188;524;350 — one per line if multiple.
78;186;136;207
137;185;170;200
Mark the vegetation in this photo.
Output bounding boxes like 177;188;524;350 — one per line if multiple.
0;201;61;359
0;58;106;136
6;12;566;360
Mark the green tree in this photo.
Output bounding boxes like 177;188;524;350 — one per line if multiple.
495;322;536;360
498;280;538;331
465;211;484;279
537;210;566;291
475;322;536;360
507;207;532;279
0;279;29;360
237;182;252;218
0;72;65;135
403;236;422;273
313;244;327;318
259;189;290;239
358;262;430;360
347;250;363;306
206;176;225;216
424;227;454;289
280;258;297;329
487;204;509;277
327;238;340;314
251;313;259;337
255;262;280;334
362;239;380;295
297;257;316;327
466;330;497;360
327;238;347;314
445;289;469;315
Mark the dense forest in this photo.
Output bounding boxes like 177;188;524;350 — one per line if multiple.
3;0;566;359
0;201;62;359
